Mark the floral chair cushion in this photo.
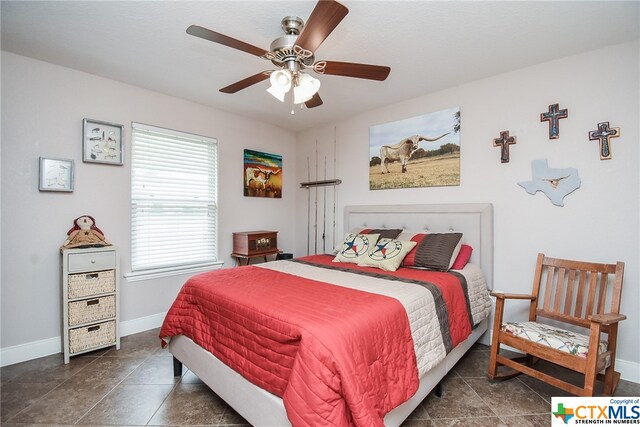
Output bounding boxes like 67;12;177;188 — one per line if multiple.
501;321;608;359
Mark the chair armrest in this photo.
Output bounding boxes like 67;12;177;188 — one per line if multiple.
588;313;627;325
490;292;536;301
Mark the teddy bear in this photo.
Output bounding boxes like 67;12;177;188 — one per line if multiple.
60;215;111;250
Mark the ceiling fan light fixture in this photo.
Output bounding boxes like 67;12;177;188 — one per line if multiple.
189;0;391;111
266;69;292;102
293;73;321;104
267;85;286;102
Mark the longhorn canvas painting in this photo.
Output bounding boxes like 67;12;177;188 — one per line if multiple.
244;149;282;198
369;107;460;190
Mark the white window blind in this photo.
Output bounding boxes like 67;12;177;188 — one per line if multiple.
131;122;217;274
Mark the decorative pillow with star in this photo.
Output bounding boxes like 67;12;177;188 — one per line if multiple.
332;233;380;264
332;228;403;254
357;238;417;271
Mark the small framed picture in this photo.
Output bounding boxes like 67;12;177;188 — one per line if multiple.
39;157;74;192
83;118;124;165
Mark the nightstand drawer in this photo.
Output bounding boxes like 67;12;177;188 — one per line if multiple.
68;250;116;273
68;269;116;299
68;295;116;326
69;320;116;354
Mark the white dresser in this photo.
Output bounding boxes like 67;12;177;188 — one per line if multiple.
61;246;120;363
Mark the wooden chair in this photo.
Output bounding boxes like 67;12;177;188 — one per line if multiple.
488;253;626;396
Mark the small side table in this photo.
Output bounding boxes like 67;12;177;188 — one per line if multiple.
232;230;280;266
61;246;120;364
231;250;281;266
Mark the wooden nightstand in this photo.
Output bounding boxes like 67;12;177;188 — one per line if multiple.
232;231;280;266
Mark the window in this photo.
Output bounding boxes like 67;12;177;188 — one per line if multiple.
129;122;219;280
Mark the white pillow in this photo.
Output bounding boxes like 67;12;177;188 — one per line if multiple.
333;233;380;264
358;239;417;272
332;229;365;254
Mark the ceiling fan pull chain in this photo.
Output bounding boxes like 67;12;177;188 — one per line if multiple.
291;94;295;115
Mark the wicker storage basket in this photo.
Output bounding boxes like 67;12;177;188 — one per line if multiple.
69;320;116;354
68;270;115;299
68;295;116;327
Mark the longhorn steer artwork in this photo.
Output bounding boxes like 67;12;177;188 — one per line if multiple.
369;106;461;190
243;149;283;198
245;167;280;189
380;133;449;173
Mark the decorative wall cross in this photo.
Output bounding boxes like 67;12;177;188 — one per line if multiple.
588;122;620;160
493;131;517;163
540;103;568;139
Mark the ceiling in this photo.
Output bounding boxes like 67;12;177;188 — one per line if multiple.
2;1;638;132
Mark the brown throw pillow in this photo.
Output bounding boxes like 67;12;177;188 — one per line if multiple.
402;233;463;271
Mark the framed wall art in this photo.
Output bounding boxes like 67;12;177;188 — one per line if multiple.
369;106;460;190
83;118;124;165
244;149;282;198
39;157;74;192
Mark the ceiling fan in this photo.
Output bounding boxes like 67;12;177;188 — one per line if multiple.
186;0;391;111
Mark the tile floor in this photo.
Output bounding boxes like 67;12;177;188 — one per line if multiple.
2;328;639;426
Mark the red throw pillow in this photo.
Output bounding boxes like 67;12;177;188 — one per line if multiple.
451;244;473;270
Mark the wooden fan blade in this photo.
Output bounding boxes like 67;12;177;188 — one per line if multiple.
295;0;348;53
187;25;269;58
220;72;271;94
316;61;391;81
305;92;323;108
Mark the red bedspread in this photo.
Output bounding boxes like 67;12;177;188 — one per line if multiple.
160;261;419;427
299;255;473;349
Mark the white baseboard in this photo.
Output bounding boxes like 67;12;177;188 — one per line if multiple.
1;312;639;384
0;311;167;367
0;336;61;367
615;358;640;384
118;311;166;337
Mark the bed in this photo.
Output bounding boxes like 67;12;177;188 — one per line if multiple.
161;203;494;427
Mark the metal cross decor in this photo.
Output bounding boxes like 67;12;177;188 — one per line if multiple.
493;131;517;163
588;122;620;160
540;103;568;139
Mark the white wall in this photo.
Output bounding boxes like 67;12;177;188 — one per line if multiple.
2;39;638;381
1;52;297;356
296;41;640;373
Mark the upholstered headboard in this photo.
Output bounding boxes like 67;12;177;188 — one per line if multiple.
344;203;493;289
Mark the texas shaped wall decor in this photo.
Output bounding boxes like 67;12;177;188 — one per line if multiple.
518;159;581;207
